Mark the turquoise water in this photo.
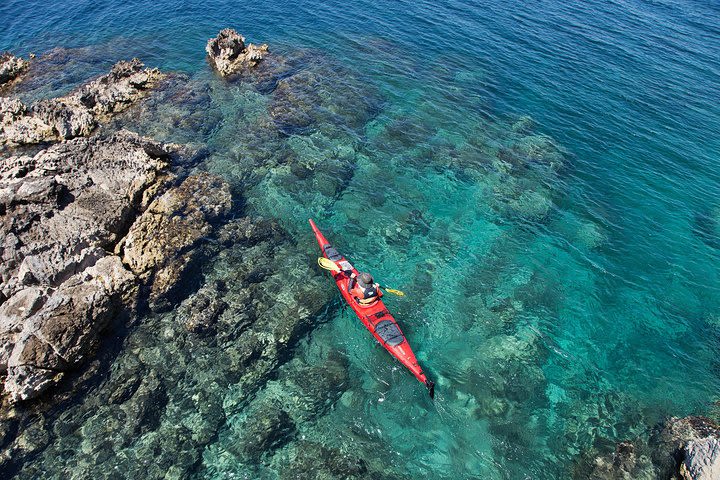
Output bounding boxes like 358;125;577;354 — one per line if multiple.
3;0;720;478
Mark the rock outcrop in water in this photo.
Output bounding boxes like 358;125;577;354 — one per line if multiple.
577;416;720;479
651;416;720;480
0;59;163;145
1;214;338;476
0;53;29;89
0;131;179;401
206;29;269;77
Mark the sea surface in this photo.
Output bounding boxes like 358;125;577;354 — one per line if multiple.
2;0;720;478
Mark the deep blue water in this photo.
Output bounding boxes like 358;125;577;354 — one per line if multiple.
2;0;720;478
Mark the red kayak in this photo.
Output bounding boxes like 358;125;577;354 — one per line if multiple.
309;219;434;398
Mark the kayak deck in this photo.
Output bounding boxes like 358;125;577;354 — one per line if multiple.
309;219;434;398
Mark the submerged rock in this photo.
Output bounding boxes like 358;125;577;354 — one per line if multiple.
277;441;369;480
230;400;296;462
0;53;29;88
0;59;163;145
178;281;227;334
206;28;269;77
119;172;232;310
577;416;720;480
107;72;222;145
581;441;655;480
277;351;350;422
268;55;380;135
203;349;350;474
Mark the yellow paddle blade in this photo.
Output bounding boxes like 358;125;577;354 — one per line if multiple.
317;257;341;273
383;287;405;296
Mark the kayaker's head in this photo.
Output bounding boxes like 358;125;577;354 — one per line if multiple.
358;272;374;287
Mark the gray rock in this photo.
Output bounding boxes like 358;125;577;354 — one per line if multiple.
651;416;720;480
4;255;137;402
0;52;29;87
0;130;172;301
681;437;720;480
0;131;184;401
0;58;164;145
206;28;269;77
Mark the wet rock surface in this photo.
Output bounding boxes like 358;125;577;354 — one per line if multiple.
206;28;269;77
651;416;720;480
1;59;163;145
574;416;720;479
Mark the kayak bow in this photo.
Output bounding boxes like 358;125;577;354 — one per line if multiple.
309;219;434;399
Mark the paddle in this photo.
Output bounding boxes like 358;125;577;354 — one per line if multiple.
317;256;341;272
316;257;406;296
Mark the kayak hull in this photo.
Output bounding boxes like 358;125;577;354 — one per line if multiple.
309;219;433;397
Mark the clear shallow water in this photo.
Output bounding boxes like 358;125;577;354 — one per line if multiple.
2;0;720;478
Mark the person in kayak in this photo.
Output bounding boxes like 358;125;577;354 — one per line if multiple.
348;271;382;306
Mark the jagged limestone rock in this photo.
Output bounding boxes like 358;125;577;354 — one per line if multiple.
0;131;184;401
0;59;164;145
4;256;137;401
0;52;29;88
206;29;269;77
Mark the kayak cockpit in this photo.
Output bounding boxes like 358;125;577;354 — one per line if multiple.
374;320;405;346
322;244;343;261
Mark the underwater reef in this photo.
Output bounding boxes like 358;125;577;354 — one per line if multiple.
0;27;718;480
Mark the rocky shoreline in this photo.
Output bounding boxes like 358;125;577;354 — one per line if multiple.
0;29;718;479
1;58;163;146
0;30;288;405
0;30;369;478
